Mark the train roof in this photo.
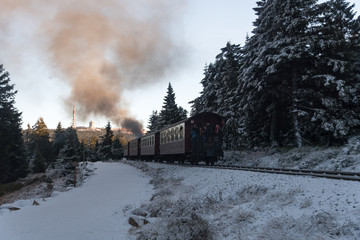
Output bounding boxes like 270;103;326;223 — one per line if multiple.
130;112;223;141
156;112;223;132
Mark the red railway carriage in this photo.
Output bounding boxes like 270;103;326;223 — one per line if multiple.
123;143;129;158
128;138;140;160
125;112;224;164
159;112;223;164
140;132;160;160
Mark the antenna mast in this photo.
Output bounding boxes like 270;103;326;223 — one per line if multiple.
72;104;76;128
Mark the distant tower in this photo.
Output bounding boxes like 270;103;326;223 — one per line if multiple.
72;104;76;128
89;120;95;130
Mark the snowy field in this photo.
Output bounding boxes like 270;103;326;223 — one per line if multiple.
0;162;153;240
126;161;360;240
1;160;360;239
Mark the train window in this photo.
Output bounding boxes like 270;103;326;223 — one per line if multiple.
175;127;179;141
171;129;174;142
179;125;184;139
166;131;169;142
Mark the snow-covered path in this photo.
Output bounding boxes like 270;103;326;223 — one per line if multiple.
0;162;153;240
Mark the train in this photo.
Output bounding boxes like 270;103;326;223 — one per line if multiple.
124;112;224;165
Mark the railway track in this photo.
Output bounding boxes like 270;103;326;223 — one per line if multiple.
191;164;360;181
154;161;360;181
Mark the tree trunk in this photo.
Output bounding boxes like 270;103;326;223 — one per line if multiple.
292;67;302;148
270;106;279;147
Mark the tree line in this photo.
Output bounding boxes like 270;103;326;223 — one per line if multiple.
190;0;360;149
0;65;126;184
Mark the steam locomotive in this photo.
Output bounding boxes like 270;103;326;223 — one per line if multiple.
124;112;224;165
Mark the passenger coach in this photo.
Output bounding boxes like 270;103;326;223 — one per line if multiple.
124;112;224;164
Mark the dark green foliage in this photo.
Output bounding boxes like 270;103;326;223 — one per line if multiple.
147;110;161;132
147;83;188;131
58;127;82;163
190;0;360;148
53;122;66;157
0;65;28;183
32;145;46;173
112;137;123;159
29;118;54;168
160;83;187;126
97;121;114;161
190;42;242;149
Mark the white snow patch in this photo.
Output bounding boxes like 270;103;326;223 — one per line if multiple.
0;162;153;240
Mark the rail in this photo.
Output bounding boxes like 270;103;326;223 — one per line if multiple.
153;161;360;182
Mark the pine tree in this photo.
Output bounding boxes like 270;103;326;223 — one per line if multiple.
111;137;124;160
98;121;114;161
147;110;161;132
199;63;217;113
58;127;82;163
190;43;242;149
30;117;54;168
177;106;188;121
159;83;187;128
160;83;178;125
53;122;66;157
236;0;319;147
32;145;46;173
0;65;28;183
305;0;360;144
189;96;204;116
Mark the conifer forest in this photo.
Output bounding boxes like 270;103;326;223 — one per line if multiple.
1;0;360;184
190;0;360;149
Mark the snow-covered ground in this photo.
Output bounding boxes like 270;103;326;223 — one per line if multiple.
125;161;360;240
1;154;360;239
0;162;153;240
221;136;360;172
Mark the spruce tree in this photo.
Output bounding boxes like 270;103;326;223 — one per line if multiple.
236;0;319;147
0;65;28;183
30;117;54;168
199;63;217;113
160;83;178;125
32;145;46;173
159;83;187;127
306;0;360;144
147;110;161;132
190;43;241;149
111;137;123;160
58;127;82;163
98;121;114;161
53;122;66;157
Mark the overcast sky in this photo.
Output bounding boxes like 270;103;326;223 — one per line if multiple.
1;0;358;130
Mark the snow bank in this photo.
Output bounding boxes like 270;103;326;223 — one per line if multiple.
221;136;360;172
126;161;360;240
0;162;153;240
1;158;359;239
